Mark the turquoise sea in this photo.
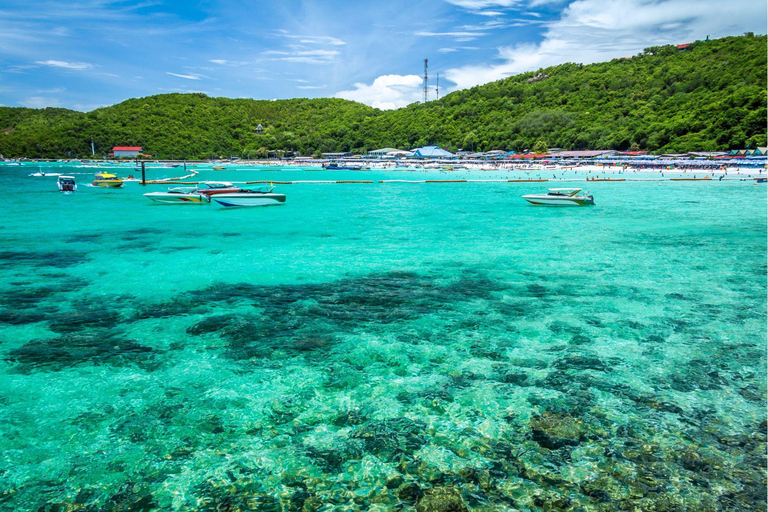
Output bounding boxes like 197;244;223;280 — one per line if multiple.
0;162;765;511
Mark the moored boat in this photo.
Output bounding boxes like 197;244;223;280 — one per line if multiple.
143;186;210;204
92;172;123;188
323;162;369;171
522;188;595;206
212;185;286;207
196;181;242;196
57;175;77;192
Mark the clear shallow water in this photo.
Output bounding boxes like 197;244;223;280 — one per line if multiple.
0;162;765;511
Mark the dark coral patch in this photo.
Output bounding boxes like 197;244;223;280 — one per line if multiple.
352;418;427;462
47;305;123;334
6;332;157;372
0;250;89;268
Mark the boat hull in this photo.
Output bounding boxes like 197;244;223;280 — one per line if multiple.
523;195;594;206
92;180;123;188
212;193;286;207
144;192;210;204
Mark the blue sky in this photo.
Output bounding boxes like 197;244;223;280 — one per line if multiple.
0;0;765;111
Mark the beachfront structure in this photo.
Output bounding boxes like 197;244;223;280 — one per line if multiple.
387;150;414;157
112;146;142;158
322;152;352;159
368;148;401;157
412;146;455;159
548;150;620;159
255;124;263;134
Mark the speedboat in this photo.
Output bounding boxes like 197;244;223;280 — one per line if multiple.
57;175;77;192
196;181;242;196
143;186;210;204
92;172;123;188
522;188;595;206
211;185;286;207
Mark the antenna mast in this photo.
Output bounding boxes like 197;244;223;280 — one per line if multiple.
423;58;428;103
436;73;439;100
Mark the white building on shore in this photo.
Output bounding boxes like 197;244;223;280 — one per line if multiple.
111;146;142;158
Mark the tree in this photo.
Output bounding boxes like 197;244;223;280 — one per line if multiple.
533;139;548;154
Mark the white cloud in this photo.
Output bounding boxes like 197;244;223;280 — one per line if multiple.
445;0;767;90
35;60;93;70
166;72;202;80
292;35;346;46
335;74;423;110
210;59;227;65
21;96;61;108
415;30;486;39
264;49;339;64
444;0;521;8
274;31;346;46
297;85;326;90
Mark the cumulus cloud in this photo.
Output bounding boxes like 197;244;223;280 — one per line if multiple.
35;60;92;70
335;74;423;110
445;0;767;90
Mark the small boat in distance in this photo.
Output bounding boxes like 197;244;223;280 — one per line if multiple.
92;172;123;188
143;186;210;204
212;185;286;207
58;175;77;192
323;162;369;171
522;188;595;206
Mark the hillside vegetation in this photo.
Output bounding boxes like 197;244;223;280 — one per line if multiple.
0;34;765;159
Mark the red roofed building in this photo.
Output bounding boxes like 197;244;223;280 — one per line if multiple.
112;146;142;158
677;43;691;51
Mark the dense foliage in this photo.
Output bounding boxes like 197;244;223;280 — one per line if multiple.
0;35;765;158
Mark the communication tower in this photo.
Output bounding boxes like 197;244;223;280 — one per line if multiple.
436;73;440;100
423;59;428;103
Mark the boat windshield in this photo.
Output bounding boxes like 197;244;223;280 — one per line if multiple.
242;185;274;193
548;188;581;196
200;182;234;189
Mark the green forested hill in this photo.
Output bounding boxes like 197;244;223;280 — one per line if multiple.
0;34;765;159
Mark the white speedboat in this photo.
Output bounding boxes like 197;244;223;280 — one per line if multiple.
212;186;286;207
144;186;210;204
58;175;77;192
522;188;595;206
